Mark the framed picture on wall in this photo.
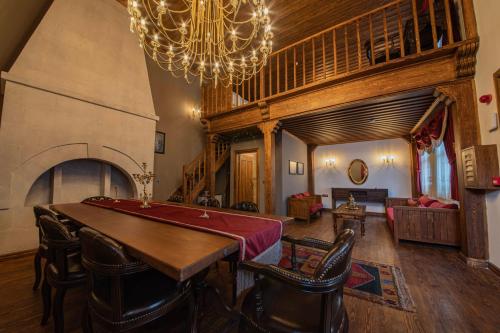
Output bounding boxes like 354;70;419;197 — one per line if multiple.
155;131;165;154
297;162;304;175
289;160;297;175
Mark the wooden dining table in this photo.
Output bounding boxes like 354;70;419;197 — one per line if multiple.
50;202;292;282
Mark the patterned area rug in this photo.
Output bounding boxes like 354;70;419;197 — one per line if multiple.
279;242;416;312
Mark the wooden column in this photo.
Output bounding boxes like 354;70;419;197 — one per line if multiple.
437;80;488;265
257;120;281;214
307;144;317;194
206;133;219;196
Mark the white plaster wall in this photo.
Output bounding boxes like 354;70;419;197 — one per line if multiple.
473;0;500;267
145;58;204;201
0;0;156;255
278;131;308;216
314;138;412;212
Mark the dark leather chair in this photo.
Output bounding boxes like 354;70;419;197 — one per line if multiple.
199;196;220;208
79;227;193;332
230;201;259;213
84;196;113;201
33;206;79;291
167;194;184;203
39;215;86;333
239;229;355;333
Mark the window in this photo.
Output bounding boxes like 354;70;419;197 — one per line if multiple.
420;142;451;199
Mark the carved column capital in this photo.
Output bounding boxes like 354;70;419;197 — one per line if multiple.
207;133;221;144
258;101;270;121
456;39;479;78
257;120;281;135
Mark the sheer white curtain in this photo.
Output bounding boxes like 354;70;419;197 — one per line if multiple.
419;142;452;199
420;150;432;196
435;143;451;199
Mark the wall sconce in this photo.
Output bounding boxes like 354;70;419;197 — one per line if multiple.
325;158;336;168
192;106;201;120
381;155;395;167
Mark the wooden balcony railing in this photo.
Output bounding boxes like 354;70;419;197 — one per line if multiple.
202;0;463;117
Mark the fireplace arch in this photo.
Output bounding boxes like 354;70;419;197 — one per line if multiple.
5;143;146;208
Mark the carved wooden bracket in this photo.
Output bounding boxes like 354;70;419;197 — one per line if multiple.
207;133;220;144
456;39;479;78
258;101;270;121
201;119;210;133
257;119;281;135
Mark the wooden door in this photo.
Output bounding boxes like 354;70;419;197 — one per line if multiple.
235;151;258;205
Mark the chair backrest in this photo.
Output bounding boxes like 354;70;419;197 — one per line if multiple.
231;201;259;213
39;215;80;280
79;227;149;321
80;227;138;271
39;214;73;241
33;205;58;227
313;229;355;281
199;197;220;208
167;194;184;203
84;196;113;202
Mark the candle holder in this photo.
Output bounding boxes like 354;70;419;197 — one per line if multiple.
132;162;155;208
113;186;120;203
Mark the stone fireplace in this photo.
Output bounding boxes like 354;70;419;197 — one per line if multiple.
0;0;157;254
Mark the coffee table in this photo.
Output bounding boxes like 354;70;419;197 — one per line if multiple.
332;204;367;236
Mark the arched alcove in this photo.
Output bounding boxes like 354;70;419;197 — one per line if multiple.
24;159;134;206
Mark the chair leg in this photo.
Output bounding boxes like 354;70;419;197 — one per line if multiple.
33;250;42;291
81;304;93;333
53;287;67;333
41;278;51;325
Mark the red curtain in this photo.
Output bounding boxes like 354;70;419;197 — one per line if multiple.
443;112;459;200
413;105;446;152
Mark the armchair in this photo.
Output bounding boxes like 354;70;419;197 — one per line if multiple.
288;192;323;223
238;229;355;333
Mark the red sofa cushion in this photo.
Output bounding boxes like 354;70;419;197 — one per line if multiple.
386;207;394;231
408;199;418;207
309;203;323;214
292;193;304;199
429;201;459;209
418;196;437;207
302;191;311;197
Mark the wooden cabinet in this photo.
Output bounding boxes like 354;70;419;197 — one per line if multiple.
461;145;499;189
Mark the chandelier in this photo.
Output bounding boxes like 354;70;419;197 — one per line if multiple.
128;0;273;87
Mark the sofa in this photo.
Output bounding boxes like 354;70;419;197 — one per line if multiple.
288;192;323;223
386;196;460;246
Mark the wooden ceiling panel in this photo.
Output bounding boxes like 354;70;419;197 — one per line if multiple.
281;89;435;145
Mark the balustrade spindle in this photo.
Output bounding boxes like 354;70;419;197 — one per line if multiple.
344;26;349;73
428;0;438;48
312;38;316;82
443;0;454;44
397;2;405;57
285;51;288;91
277;52;280;93
247;76;250;103
333;29;338;75
322;34;326;79
293;47;297;88
356;20;362;69
383;9;389;63
253;74;257;102
411;0;421;53
369;15;375;66
302;44;306;86
269;56;272;96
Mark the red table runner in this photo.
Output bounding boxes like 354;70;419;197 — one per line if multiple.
82;199;282;260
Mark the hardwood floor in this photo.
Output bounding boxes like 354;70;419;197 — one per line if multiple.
1;213;499;332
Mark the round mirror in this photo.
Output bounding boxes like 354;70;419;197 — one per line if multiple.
348;159;369;185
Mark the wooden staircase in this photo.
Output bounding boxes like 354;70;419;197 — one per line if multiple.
182;140;230;204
